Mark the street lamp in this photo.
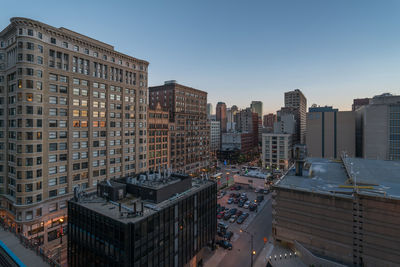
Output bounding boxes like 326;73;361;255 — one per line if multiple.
240;229;255;267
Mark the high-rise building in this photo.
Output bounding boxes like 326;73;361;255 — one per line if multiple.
356;93;400;160
148;103;170;172
273;113;295;135
68;174;217;267
0;17;149;251
210;120;221;152
149;81;209;174
216;102;227;133
284;89;307;144
250;101;263;121
352;98;370;111
235;107;258;147
306;106;356;159
226;105;238;132
263;113;277;133
206;103;213;118
262;133;292;170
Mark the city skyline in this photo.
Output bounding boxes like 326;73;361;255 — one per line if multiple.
2;0;400;114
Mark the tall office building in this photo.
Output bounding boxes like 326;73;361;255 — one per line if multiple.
216;102;227;133
149;81;209;174
206;103;213;118
250;101;263;121
235;107;258;147
0;17;149;251
148;103;170;172
284;89;307;144
356;93;400;160
306;106;355;159
210;120;221;152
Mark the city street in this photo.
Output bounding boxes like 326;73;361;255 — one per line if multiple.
205;185;272;267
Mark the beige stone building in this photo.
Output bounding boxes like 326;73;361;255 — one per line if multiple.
306;106;355;158
0;17;148;252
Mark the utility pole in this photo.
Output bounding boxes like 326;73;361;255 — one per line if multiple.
240;229;255;267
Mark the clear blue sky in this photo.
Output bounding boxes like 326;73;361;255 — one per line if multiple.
2;0;400;114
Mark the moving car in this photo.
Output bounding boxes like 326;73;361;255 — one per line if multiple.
217;240;233;250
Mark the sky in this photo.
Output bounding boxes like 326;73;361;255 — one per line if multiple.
2;0;400;114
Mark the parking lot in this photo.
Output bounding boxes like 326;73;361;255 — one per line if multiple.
216;185;270;244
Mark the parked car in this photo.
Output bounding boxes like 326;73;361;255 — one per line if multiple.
224;231;233;241
237;215;245;224
229;208;237;215
254;188;261;193
223;213;231;220
230;193;235;197
217;212;225;219
217;240;233;250
241;192;247;198
227;198;234;204
242;212;249;219
236;210;243;216
218;222;229;230
244;200;251;209
217;228;226;237
238;201;244;207
249;203;257;211
229;215;237;223
234;198;240;204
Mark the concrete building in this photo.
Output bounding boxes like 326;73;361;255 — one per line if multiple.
235;107;259;147
148;103;170;172
210;120;220;152
206;103;213;118
216;102;227;133
149;81;209;175
262;133;292;170
306;106;356;159
356;93;400;161
284;89;307;144
274;113;296;135
218;132;255;163
0;17;149;252
68;174;217;267
251;101;263;143
352;98;370;111
272;156;400;267
263;113;277;130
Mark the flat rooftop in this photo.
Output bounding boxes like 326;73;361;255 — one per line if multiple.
275;157;400;200
74;178;214;224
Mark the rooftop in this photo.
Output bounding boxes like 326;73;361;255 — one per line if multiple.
72;178;214;224
275;157;400;200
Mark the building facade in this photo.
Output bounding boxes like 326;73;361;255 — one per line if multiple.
206;103;213;119
235;107;259;147
0;17;149;251
284;89;307;144
149;81;209;175
216;102;227;133
210;120;220;152
262;133;292;170
356;93;400;161
263;113;276;130
148;103;170;172
352;98;370;111
306;106;356;159
250;101;263;123
68;175;217;267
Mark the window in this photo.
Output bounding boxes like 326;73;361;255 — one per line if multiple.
84;48;89;54
49;96;57;104
62;42;68;48
74;45;79;51
38;45;43;53
28;29;33;36
50;38;56;44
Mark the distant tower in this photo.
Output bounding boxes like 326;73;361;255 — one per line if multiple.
216;102;227;132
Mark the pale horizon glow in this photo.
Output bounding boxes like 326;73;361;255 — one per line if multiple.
2;0;400;114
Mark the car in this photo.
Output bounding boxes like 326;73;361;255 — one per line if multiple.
249;203;257;211
229;215;237;223
224;231;234;241
227;198;234;204
236;210;243;216
217;240;232;250
242;212;249;219
217;212;225;219
217;228;225;237
221;191;227;196
241;192;247;198
244;200;251;209
236;185;242;190
229;208;237;215
238;201;244;207
229;193;235;197
218;222;229;230
223;213;231;220
234;198;239;204
236;215;245;224
262;189;270;194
